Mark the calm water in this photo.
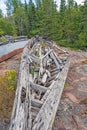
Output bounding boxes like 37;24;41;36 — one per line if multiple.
0;40;28;56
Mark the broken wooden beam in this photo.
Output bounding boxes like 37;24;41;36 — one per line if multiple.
50;51;60;70
42;49;53;60
30;82;47;93
31;98;43;108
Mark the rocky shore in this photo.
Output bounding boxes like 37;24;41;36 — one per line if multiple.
0;49;87;130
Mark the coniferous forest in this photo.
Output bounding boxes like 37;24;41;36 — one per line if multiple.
0;0;87;49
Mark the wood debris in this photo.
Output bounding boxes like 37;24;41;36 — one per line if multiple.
9;36;70;130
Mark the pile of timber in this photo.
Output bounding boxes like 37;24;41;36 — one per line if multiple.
9;36;70;130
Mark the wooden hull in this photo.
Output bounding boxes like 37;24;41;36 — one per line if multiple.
9;36;70;130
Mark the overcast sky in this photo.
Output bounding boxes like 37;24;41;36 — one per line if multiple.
0;0;84;16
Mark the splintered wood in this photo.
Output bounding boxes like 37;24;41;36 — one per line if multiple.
9;36;70;130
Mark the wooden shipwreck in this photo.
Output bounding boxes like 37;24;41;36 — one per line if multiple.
9;36;70;130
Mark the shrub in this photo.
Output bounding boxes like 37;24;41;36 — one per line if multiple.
0;70;17;118
0;70;17;91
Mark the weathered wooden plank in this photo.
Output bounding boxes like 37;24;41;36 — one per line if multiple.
39;46;44;75
42;49;53;60
53;51;62;64
9;47;32;130
50;68;58;73
30;82;47;93
31;107;40;120
31;98;43;108
27;55;33;63
41;73;48;83
30;55;40;63
41;80;56;102
32;57;70;130
50;51;60;70
47;74;57;82
53;44;68;53
31;106;40;113
51;70;59;76
32;112;38;120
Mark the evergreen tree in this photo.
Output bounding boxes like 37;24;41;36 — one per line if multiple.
14;6;28;35
35;0;42;8
2;0;87;49
27;0;36;37
5;0;22;15
60;0;66;13
0;10;3;18
38;0;58;39
79;0;87;46
68;0;75;8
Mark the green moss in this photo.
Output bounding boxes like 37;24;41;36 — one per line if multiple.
30;69;34;76
36;52;40;57
82;60;87;64
80;98;87;105
40;42;46;48
84;110;87;114
64;82;70;88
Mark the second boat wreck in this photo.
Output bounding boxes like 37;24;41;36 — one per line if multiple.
9;36;70;130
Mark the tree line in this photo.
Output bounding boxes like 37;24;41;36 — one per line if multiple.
0;0;87;49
